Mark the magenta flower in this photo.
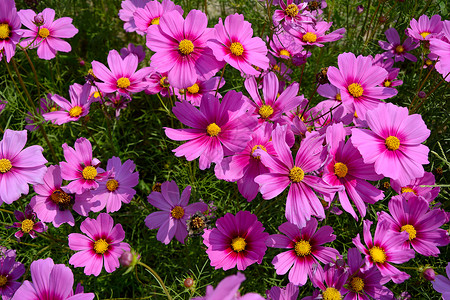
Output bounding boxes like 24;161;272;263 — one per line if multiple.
165;91;257;170
269;31;304;60
406;14;443;41
352;220;415;284
430;20;450;82
266;219;340;286
0;0;22;62
144;70;172;97
92;49;151;94
378;195;449;257
145;180;208;244
272;1;313;29
287;21;345;47
432;262;450;300
378;28;419;62
266;283;299;300
11;204;45;240
120;43;145;63
351;103;430;185
390;171;440;202
147;10;223;88
208;13;269;76
305;264;348;300
19;8;78;60
175;76;225;106
202;211;269;271
12;258;94;299
68;213;130;276
0;250;25;299
118;0;147;34
133;0;183;33
327;52;397;120
0;129;47;206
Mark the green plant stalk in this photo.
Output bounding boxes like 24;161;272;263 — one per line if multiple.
215;63;227;97
0;208;14;214
363;1;380;45
22;49;41;97
409;62;436;111
137;261;173;300
94;86;118;155
412;72;450;113
357;0;372;40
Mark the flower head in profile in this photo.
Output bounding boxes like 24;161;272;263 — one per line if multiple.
145;70;172;97
0;0;22;62
287;21;345;48
406;14;443;41
0;248;25;299
11;204;45;240
378;28;419;62
175;76;225;106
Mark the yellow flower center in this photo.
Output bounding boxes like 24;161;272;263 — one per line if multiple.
0;23;10;39
302;32;317;43
294;240;311;256
279;49;291;57
285;4;299;17
335;93;341;101
420;31;430;39
93;91;101;99
206;123;221;137
82;166;97;180
348;83;364;98
273;64;281;71
0;275;7;287
191;216;205;230
159;76;170;88
425;59;433;66
94;239;109;254
401;224;417;241
50;189;72;207
259;105;274;119
151;17;160;25
178;39;194;55
50;106;58;112
383;80;392;87
0;158;12;173
251;144;267;159
385;136;400;151
334;162;348;178
289;166;304;183
354;111;358;118
106;179;119;192
21;219;35;233
350;276;365;292
230;42;244;56
369;246;387;264
38;27;50;38
231;236;247;252
117;77;131;89
187;83;200;94
69;106;83;118
171;206;185;219
401;187;416;195
322;287;341;300
395;45;404;53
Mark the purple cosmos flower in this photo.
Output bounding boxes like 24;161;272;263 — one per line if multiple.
208;13;269;76
68;213;130;276
287;21;345;48
430;20;450;82
165;91;257;170
304;263;348;300
145;70;172;97
390;171;440;202
378;28;419;62
0;250;25;299
120;43;146;63
10;204;45;240
19;8;78;60
352;220;415;284
0;0;22;62
145;180;208;244
133;0;183;33
147;10;223;88
351;103;430;185
432;262;450;300
327;52;397;120
406;14;443;41
12;258;94;299
0;99;6;113
118;0;147;35
378;195;449;257
202;211;269;271
266;218;340;286
273;0;314;29
175;76;225;106
266;283;299;300
0;129;47;206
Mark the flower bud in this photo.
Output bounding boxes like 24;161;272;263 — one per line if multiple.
34;14;44;26
418;91;426;98
356;5;364;14
184;277;194;288
119;251;133;267
423;268;435;281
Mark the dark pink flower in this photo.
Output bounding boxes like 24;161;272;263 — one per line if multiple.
287;21;345;47
11;205;45;240
0;0;22;62
430;20;450;82
133;0;183;33
390;171;440;202
118;0;147;35
175;76;225;106
378;28;419;62
0;249;25;299
406;14;443;41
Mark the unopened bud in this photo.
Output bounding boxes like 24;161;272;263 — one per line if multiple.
418;91;426;98
34;14;44;26
184;277;194;288
119;251;133;267
378;16;387;23
423;268;435;281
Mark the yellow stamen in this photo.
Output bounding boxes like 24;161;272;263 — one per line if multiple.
0;23;11;39
117;77;131;89
160;76;170;88
178;39;194;55
231;236;247;252
93;91;101;99
354;111;358;118
251;144;267;159
279;49;291;57
334;162;348;178
0;275;7;287
294;240;311;256
21;219;35;233
395;45;404;53
50;106;58;112
335;93;341;101
425;59;433;66
69;106;83;118
259;105;274;119
230;42;244;56
285;4;299;17
401;187;416;195
151;17;160;25
106;179;119;192
38;27;50;38
348;83;364;98
50;189;72;207
302;32;317;43
350;276;364;292
383;80;392;87
322;287;341;300
401;224;417;241
206;123;221;137
187;83;200;94
420;31;430;39
369;246;387;264
385;136;400;151
273;64;281;71
191;216;205;230
0;158;12;173
82;166;97;180
289;166;304;183
94;239;109;254
171;206;185;219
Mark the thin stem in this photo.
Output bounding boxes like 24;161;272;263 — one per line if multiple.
94;85;117;154
364;1;380;45
357;0;372;40
412;72;449;113
0;208;14;214
137;261;173;300
215;63;227;97
22;49;41;97
409;63;436;111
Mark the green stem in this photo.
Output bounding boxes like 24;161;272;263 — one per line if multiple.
94;86;117;154
137;261;173;300
0;208;14;214
215;63;227;97
409;62;436;111
357;0;372;40
22;49;41;97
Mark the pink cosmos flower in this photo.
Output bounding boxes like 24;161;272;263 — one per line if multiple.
0;249;25;299
327;52;397;120
305;263;348;300
68;213;130;276
175;76;225;106
266;219;340;286
390;171;440;202
269;31;304;60
272;1;314;29
202;211;269;271
0;0;22;62
11;204;45;240
144;70;172;97
12;258;94;300
43;83;92;125
92;49;151;94
406;14;443;41
351;103;430;185
118;0;148;35
266;283;299;300
18;8;78;60
352;220;415;284
133;0;183;33
0;129;47;206
147;10;223;88
430;20;450;82
287;21;345;47
380;68;403;88
164;91;257;170
208;13;269;76
145;180;208;244
120;43;145;63
378;28;419;62
432;262;450;300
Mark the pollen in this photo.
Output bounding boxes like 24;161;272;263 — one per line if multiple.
285;4;299;17
69;106;83;118
348;83;364;98
151;17;160;25
322;287;341;300
0;275;7;287
395;45;404;53
302;32;317;43
21;219;35;233
93;91;101;99
420;31;430;39
230;42;244;56
350;276;365;292
369;246;387;264
178;39;194;55
160;76;170;88
401;187;417;195
231;236;247;252
191;216;205;230
273;64;281;71
251;144;267;159
117;77;131;89
187;83;200;94
259;105;274;119
0;159;12;173
335;93;341;101
425;59;433;66
289;166;304;183
385;136;400;151
294;239;311;256
279;49;291;57
106;179;119;192
0;23;11;39
82;166;97;180
334;162;348;178
206;123;221;137
50;189;72;207
383;80;392;87
38;27;50;38
171;205;185;219
94;239;109;254
401;224;417;241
